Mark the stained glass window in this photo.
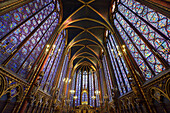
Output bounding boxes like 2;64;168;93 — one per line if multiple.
0;0;61;80
111;0;169;81
7;12;59;77
82;71;88;104
0;3;55;64
108;40;127;94
83;71;88;89
48;40;65;92
40;33;65;92
58;54;69;96
0;0;53;39
120;0;170;38
107;37;132;95
75;71;82;106
104;56;113;89
107;42;123;95
89;71;95;107
94;72;100;107
70;72;77;107
73;69;101;107
47;40;65;91
108;32;131;91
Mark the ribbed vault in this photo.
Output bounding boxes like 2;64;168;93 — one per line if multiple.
61;0;112;73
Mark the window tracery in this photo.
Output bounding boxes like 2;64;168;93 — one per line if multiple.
75;71;81;106
89;71;95;107
40;32;65;91
110;0;169;81
0;0;61;80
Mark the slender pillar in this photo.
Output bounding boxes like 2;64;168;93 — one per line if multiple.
96;70;102;103
67;67;74;99
104;43;119;92
62;58;71;96
51;46;67;96
99;59;108;100
87;70;90;105
92;71;96;108
73;71;78;108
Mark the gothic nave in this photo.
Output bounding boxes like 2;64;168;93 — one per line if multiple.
0;0;170;113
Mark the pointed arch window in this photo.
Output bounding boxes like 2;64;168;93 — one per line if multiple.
58;53;69;96
40;31;65;92
83;71;88;89
89;71;95;107
94;72;100;107
0;0;61;79
111;0;169;80
107;34;132;95
82;71;88;104
75;71;82;106
70;72;77;107
102;55;113;99
0;0;53;39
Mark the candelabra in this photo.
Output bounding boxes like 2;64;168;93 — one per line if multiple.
63;77;71;83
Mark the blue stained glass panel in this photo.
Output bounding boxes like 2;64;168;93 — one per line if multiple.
119;4;170;64
116;13;165;76
17;16;59;78
41;35;64;89
6;11;57;77
107;44;123;95
0;3;55;66
0;0;52;39
121;0;170;37
75;71;82;106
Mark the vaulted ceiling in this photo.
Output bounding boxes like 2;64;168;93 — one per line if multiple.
60;0;113;72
